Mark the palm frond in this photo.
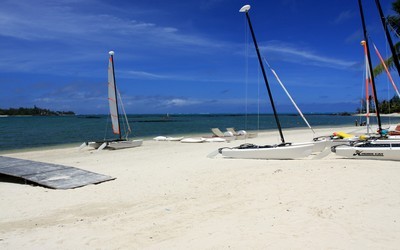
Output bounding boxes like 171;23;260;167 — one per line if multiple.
373;57;395;77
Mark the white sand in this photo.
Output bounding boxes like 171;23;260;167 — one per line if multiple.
1;126;400;249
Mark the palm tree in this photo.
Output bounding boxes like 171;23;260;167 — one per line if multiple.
373;0;400;76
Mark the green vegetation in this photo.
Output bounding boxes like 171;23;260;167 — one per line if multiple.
357;95;400;114
362;0;400;115
0;106;75;116
373;0;400;76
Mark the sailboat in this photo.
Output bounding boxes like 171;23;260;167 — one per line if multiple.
217;5;313;159
81;51;143;150
332;0;400;161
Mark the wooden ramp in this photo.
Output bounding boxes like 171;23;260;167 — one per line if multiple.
0;156;115;189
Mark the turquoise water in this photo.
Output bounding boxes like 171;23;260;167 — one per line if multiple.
1;114;399;152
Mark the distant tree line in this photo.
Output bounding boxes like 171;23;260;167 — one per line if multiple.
357;95;400;114
0;106;75;116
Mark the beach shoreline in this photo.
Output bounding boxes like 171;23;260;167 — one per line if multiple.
0;124;358;155
1;125;399;249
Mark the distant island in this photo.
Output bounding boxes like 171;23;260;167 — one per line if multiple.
0;106;75;116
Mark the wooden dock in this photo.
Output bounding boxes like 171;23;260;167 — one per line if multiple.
0;156;115;189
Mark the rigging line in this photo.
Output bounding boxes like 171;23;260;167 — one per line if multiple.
104;111;110;140
244;15;249;131
117;89;131;139
373;43;400;99
240;9;285;144
375;0;400;79
384;41;393;120
257;56;261;132
359;46;365;126
242;7;285;143
359;41;368;125
361;40;373;133
262;57;315;135
385;41;391;105
387;22;400;38
358;0;383;134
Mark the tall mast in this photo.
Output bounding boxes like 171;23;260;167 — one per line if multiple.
375;0;400;78
240;5;285;143
361;40;371;134
109;51;122;139
358;0;383;134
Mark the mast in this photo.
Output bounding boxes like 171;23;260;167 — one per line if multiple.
374;0;400;78
240;5;285;143
361;40;371;134
357;0;383;134
109;51;122;139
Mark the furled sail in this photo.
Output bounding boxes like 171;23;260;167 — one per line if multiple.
108;51;120;135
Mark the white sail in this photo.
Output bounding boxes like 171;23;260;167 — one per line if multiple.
108;52;120;135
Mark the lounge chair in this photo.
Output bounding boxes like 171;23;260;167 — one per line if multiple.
211;128;235;141
226;127;258;139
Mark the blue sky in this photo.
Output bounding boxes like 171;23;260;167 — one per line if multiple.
0;0;397;114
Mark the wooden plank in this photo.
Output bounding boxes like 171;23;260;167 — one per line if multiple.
0;156;115;189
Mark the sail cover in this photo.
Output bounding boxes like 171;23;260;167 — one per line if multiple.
108;53;120;135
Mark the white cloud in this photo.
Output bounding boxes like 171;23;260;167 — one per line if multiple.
333;10;354;24
125;70;168;79
164;98;201;107
260;41;357;69
0;0;219;49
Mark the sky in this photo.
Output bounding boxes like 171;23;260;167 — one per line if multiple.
0;0;398;114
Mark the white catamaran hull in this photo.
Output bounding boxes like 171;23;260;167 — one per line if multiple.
220;143;313;160
86;139;143;150
107;139;143;149
313;140;326;152
333;142;400;161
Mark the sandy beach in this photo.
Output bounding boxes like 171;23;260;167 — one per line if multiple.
1;126;399;249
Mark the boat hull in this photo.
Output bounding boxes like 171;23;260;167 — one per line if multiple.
107;139;143;149
86;139;143;150
333;142;400;161
220;143;313;159
86;142;103;149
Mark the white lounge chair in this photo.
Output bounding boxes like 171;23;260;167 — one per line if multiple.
211;128;235;141
226;127;258;139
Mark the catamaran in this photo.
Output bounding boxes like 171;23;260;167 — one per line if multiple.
332;0;400;161
81;51;143;150
216;5;314;160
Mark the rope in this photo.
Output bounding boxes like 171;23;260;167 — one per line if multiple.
117;89;131;139
373;43;400;98
388;21;400;38
244;16;249;132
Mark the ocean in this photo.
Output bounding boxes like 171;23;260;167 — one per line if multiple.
1;114;399;152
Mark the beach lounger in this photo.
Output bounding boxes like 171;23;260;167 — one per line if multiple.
226;127;258;139
211;128;235;141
